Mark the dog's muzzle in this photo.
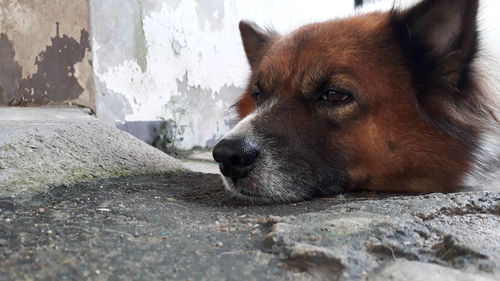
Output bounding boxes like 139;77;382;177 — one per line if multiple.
212;137;260;182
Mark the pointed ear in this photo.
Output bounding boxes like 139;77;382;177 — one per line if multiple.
239;21;276;69
391;0;479;89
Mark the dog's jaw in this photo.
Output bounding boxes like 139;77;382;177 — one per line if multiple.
220;165;313;203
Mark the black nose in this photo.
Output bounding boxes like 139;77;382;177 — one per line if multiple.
212;137;260;180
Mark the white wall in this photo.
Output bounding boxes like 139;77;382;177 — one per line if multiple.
91;0;355;149
479;0;500;63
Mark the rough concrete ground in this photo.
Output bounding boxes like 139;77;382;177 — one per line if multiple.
180;150;219;174
1;107;499;281
0;174;498;281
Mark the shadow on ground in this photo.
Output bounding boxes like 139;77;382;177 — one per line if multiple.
0;173;332;280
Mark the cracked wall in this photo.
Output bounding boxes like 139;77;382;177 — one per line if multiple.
0;0;94;109
90;0;355;148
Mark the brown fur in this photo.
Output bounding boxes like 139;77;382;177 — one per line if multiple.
215;0;498;202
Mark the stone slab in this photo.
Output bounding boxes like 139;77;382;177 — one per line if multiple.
0;106;185;198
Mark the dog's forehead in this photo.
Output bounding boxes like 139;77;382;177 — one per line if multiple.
255;13;390;93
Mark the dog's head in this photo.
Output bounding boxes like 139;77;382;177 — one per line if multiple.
214;0;485;202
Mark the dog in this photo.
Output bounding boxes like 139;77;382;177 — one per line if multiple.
213;0;500;203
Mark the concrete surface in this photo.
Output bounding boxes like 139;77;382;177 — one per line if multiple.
180;150;219;174
0;107;184;198
0;175;498;281
0;107;499;281
180;160;219;174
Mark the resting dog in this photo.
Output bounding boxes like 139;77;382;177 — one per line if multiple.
213;0;500;202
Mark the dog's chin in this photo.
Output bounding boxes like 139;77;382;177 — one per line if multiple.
221;177;272;203
220;175;308;203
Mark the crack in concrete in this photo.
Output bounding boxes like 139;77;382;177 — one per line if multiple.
414;194;500;220
253;193;500;280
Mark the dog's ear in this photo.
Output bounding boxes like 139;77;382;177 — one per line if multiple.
391;0;479;90
239;21;276;69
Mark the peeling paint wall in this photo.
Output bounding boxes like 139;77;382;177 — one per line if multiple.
3;0;497;150
0;0;94;108
91;0;355;148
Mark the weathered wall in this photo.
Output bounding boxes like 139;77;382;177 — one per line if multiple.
0;0;94;109
90;0;355;149
3;0;496;149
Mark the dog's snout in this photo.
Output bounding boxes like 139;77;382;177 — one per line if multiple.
213;138;260;180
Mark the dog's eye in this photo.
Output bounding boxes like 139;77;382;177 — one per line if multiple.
319;88;352;104
251;91;263;104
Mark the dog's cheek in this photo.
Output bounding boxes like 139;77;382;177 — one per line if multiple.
259;115;349;196
266;136;349;197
